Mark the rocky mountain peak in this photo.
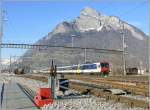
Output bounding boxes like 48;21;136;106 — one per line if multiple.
50;7;145;41
52;21;74;34
80;6;100;18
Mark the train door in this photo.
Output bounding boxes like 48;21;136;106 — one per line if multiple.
76;64;80;75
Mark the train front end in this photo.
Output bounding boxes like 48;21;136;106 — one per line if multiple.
100;62;109;77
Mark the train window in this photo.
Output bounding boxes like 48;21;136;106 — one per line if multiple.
58;68;63;70
62;68;66;70
105;63;109;67
80;65;83;70
57;68;60;70
81;65;85;70
72;66;77;70
101;63;104;67
101;63;109;67
68;67;72;70
81;65;89;70
82;64;97;69
90;64;97;69
62;67;70;70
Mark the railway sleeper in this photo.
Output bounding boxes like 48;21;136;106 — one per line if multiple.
70;84;149;109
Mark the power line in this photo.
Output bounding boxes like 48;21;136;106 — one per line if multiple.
0;43;123;53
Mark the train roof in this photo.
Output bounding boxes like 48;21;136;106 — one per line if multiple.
100;61;109;63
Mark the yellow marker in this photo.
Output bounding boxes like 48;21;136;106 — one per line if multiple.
77;64;80;75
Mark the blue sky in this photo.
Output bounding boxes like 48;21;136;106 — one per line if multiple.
1;0;149;59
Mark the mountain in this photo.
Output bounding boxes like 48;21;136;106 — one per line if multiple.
23;7;149;75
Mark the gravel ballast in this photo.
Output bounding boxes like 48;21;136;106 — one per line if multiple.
0;74;146;110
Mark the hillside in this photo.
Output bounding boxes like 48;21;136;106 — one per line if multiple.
23;7;149;75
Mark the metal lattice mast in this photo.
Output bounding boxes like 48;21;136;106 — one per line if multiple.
119;19;126;76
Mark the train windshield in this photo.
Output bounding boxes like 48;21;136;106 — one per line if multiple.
101;63;109;67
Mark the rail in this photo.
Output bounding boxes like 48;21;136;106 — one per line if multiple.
17;83;40;109
17;74;149;109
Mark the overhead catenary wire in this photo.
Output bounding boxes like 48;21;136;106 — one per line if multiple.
0;43;123;53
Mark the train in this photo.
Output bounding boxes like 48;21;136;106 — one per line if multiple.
14;68;25;75
13;66;30;75
33;62;110;76
57;62;109;76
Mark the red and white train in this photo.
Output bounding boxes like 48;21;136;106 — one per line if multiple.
39;62;110;76
57;62;109;76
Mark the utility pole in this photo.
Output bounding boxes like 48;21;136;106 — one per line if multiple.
119;19;126;76
71;34;76;48
9;56;12;73
84;48;86;63
122;22;126;76
71;37;74;48
0;0;3;74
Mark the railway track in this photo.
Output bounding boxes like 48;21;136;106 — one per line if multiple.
18;74;149;109
64;75;149;96
65;74;149;84
19;74;149;96
70;83;149;109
